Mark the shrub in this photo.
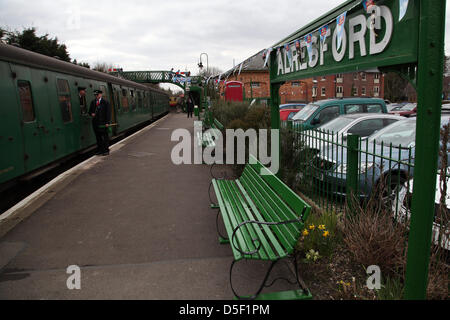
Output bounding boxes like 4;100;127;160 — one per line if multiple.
210;100;249;127
342;197;408;276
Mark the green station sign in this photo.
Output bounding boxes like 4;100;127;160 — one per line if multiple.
269;0;419;83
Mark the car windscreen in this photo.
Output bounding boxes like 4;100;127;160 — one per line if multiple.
292;104;319;121
402;104;417;111
318;117;354;133
369;119;416;147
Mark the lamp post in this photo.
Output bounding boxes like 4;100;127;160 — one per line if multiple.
198;53;209;117
198;53;209;74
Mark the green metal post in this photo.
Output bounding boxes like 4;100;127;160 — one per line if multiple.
404;0;446;300
270;82;281;177
346;134;359;214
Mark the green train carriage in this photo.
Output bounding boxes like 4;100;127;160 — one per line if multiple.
0;43;169;187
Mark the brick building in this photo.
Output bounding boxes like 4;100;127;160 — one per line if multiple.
218;50;385;104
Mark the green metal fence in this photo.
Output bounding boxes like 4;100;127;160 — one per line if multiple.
283;120;449;252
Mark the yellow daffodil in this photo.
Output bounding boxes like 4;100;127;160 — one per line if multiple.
302;229;309;236
318;224;326;230
309;224;315;230
323;230;330;237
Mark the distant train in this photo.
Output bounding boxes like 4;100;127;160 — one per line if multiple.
169;96;178;107
0;44;169;187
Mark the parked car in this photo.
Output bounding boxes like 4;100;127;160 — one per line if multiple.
280;107;304;121
393;174;449;250
302;113;404;152
291;97;388;130
279;103;306;110
386;103;404;112
315;116;450;201
389;103;417;117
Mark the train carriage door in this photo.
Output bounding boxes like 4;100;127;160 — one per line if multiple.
106;83;118;135
11;64;43;172
30;69;57;165
56;78;77;156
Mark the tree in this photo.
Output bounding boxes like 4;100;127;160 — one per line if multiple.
197;66;223;78
92;62;114;73
384;72;410;102
72;59;90;69
1;27;70;62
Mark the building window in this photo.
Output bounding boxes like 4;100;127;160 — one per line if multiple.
321;87;326;96
374;73;380;84
353;73;358;80
251;82;261;88
321;76;326;81
374;86;380;97
361;87;366;96
18;81;35;122
336;86;343;97
361;72;366;81
57;79;72;123
336;73;343;79
291;82;300;87
312;87;317;97
352;87;358;96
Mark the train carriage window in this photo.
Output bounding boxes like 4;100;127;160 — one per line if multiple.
130;90;136;111
121;89;129;112
57;79;72;123
138;91;143;109
114;89;121;110
18;81;35;122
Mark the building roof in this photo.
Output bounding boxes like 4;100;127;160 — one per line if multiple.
218;49;268;80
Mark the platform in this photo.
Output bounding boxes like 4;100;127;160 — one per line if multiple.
0;113;301;299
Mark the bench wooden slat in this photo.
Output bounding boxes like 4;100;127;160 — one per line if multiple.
212;179;243;261
242;166;301;237
235;180;287;260
220;180;262;259
239;171;296;256
248;155;311;221
218;181;250;261
241;167;301;246
226;181;275;260
222;181;273;260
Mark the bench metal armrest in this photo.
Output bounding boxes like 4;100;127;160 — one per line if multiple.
231;207;307;256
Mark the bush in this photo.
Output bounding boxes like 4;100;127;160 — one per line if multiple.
342;197;408;276
210;100;249;127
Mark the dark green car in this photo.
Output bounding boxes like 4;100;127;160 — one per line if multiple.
291;97;388;130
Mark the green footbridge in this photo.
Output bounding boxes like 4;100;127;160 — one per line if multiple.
109;70;207;115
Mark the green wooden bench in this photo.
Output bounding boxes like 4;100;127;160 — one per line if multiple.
196;117;224;148
210;154;312;300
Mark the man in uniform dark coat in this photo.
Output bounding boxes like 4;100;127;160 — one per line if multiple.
89;90;111;155
186;97;194;118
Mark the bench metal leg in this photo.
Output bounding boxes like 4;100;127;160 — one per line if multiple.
208;181;219;209
229;255;312;300
216;210;229;244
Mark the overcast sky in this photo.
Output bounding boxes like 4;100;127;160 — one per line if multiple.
1;0;450;92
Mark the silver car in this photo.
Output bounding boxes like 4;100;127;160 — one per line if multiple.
302;113;405;151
